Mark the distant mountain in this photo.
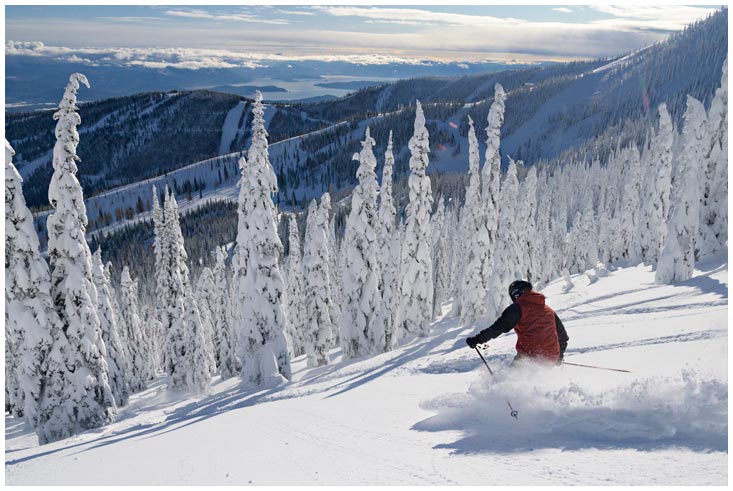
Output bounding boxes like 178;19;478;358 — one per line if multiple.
314;80;386;90
286;95;339;104
208;85;287;97
5;54;533;110
6;90;244;209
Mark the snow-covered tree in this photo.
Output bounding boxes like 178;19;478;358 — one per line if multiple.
327;205;343;345
162;192;191;390
155;190;211;392
285;213;305;356
458;116;491;324
151;185;168;352
613;145;643;263
91;249;129;407
303;198;335;367
5;139;56;428
340;127;381;357
156;190;210;393
400;101;434;337
597;157;618;267
213;247;237;379
42;73;115;444
235;91;291;386
533;169;555;285
579;199;599;272
432;196;450;317
445;202;462;302
183;289;210;394
656;96;707;284
549;171;570;277
376;131;400;351
377;131;396;275
699;57;728;255
195;267;218;374
566;211;582;274
118;266;153;392
641;104;675;263
481;83;506;268
516;165;538;282
486;158;521;318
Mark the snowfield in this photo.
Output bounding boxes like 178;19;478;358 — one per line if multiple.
5;253;727;485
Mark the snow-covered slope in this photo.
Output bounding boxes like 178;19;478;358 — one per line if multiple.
5;254;727;485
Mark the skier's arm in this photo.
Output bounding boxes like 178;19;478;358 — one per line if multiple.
472;303;522;344
555;313;569;355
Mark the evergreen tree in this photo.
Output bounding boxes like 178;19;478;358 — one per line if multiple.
698;58;728;255
327;209;342;343
118;266;153;392
235;92;291;386
458;116;491;325
534;169;556;285
486;159;521;318
285;213;305;356
613;145;643;263
5;139;56;428
183;289;211;394
579;195;600;272
303;198;335;367
399;101;434;337
642;104;674;264
516;165;538;282
340;127;381;358
377;131;397;275
481;84;506;252
91;248;129;407
151;184;169;369
195;268;218;374
42;73;115;444
213;246;237;380
567;211;584;274
431;196;450;318
162;191;191;390
445;202;462;303
376;132;400;351
550;170;570;277
656;96;707;284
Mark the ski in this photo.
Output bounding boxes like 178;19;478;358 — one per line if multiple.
563;361;632;373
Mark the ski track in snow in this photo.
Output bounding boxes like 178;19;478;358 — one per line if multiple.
5;255;728;485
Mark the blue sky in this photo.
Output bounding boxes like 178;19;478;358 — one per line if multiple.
6;5;721;64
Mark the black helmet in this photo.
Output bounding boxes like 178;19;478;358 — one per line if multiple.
508;280;532;302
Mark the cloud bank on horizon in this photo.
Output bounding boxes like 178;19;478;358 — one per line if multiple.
5;5;720;69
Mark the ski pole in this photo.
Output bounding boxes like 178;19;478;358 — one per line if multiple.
562;361;632;373
474;347;518;419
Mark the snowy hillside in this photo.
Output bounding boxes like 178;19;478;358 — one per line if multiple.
6;254;727;485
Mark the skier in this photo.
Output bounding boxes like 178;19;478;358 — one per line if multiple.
466;280;569;365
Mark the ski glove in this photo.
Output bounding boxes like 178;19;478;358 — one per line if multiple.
466;336;479;349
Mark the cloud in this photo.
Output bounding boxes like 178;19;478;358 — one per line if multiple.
552;7;573;14
364;19;437;27
4;40;440;70
276;9;315;17
589;5;717;31
313;6;524;28
316;5;717;33
97;16;165;23
163;8;290;25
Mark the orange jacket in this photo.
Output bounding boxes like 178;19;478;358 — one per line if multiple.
514;291;561;361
